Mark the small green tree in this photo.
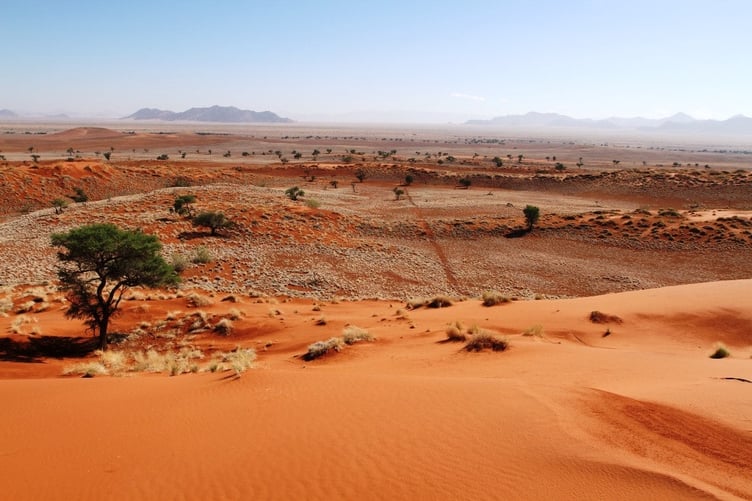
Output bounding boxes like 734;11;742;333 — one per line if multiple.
404;174;414;186
52;198;69;214
393;187;405;200
52;224;178;349
492;156;503;167
70;187;88;203
354;168;367;182
192;211;233;236
523;205;540;231
285;186;305;201
458;177;472;189
103;151;111;161
173;194;196;217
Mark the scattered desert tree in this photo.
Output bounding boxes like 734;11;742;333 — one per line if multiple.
52;198;69;214
192;211;234;236
70;187;88;203
459;177;472;189
393;187;405;200
51;223;178;349
285;186;305;201
492;156;503;167
172;194;197;216
523;205;540;231
404;174;414;186
354;168;367;182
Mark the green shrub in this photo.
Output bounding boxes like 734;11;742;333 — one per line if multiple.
710;343;730;359
192;246;213;264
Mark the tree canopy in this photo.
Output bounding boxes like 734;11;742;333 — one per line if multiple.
192;211;234;236
173;194;197;216
523;205;540;231
52;223;178;349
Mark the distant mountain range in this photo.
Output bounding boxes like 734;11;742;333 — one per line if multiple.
466;112;752;134
0;109;19;119
123;105;292;123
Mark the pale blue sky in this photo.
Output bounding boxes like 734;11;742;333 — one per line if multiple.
2;0;750;121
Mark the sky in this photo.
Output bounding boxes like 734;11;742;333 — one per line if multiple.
2;0;751;122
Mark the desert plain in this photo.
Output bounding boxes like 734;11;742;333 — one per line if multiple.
0;122;751;500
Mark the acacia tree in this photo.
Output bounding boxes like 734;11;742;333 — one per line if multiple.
192;211;234;236
52;224;178;349
285;186;304;201
523;205;540;231
172;194;196;216
52;198;68;214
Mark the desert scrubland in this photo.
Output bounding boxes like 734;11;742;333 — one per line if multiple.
0;123;750;500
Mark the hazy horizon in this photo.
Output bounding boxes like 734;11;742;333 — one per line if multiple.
3;1;751;123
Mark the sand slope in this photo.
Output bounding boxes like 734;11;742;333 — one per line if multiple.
1;280;751;500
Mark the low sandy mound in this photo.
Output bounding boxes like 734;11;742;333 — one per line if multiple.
1;280;751;499
47;127;125;141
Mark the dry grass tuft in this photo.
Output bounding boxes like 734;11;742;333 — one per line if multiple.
226;308;243;320
15;300;36;314
481;291;511;307
521;325;544;337
407;295;453;310
213;318;234;335
9;315;36;335
0;297;12;317
62;361;108;377
165;310;182;321
589;311;623;324
304;337;344;361
465;331;509;352
342;325;373;345
186;292;213;308
445;321;467;342
210;347;256;376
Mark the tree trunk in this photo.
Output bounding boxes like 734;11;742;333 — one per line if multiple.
98;318;109;350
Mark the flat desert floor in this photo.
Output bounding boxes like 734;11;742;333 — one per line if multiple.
0;123;750;499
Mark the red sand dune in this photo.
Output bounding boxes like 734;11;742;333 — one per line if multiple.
1;280;751;500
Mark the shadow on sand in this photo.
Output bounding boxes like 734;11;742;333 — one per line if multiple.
504;227;532;238
0;336;98;363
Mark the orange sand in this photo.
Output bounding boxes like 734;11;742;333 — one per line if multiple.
1;280;751;499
